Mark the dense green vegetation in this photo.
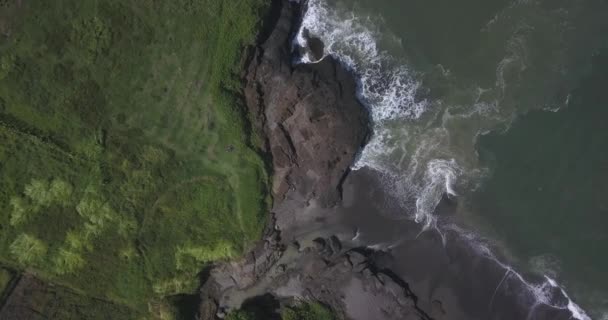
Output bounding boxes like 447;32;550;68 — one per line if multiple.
226;301;337;320
281;302;336;320
1;276;142;320
226;310;258;320
0;267;12;295
0;0;269;317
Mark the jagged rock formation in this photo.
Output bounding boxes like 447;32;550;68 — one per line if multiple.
244;0;369;208
198;1;433;320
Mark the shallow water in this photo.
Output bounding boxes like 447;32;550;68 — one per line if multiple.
295;0;608;318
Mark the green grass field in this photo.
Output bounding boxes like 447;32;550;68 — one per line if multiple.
0;0;270;317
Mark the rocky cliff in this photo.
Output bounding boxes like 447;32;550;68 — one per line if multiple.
197;1;433;320
243;0;369;208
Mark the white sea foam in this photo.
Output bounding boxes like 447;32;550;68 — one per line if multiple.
294;1;592;318
546;276;592;320
294;0;453;230
446;224;591;320
414;159;461;228
291;0;485;233
295;0;428;125
294;0;428;158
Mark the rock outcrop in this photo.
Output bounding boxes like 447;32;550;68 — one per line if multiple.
244;0;369;208
198;2;432;320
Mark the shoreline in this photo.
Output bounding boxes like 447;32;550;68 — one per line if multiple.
336;169;584;320
198;1;592;320
291;0;596;318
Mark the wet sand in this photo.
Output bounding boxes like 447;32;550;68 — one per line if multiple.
333;168;575;320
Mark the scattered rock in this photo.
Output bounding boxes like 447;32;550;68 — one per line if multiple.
291;241;301;251
199;298;219;320
362;268;373;279
278;264;287;273
216;309;226;319
301;28;325;61
329;236;342;253
347;251;366;269
313;238;327;252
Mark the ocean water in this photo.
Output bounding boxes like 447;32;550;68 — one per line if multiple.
294;0;608;318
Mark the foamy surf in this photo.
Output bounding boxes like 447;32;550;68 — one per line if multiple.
295;0;427;120
293;0;449;229
293;1;594;319
414;159;461;228
447;225;592;320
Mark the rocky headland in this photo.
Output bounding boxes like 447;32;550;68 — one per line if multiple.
196;1;581;320
197;1;435;319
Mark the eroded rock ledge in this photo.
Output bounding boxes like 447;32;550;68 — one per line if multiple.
198;1;432;319
244;0;369;208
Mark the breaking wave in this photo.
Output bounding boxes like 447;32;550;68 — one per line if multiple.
292;0;594;319
294;0;427;121
294;0;459;228
447;225;592;320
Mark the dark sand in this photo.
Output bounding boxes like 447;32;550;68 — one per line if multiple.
330;168;576;320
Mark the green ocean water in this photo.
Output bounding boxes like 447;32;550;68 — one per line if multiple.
297;0;608;317
474;51;608;317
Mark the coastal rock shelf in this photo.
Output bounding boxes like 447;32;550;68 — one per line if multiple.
243;0;369;208
198;1;434;319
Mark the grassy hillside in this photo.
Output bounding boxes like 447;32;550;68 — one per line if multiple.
0;0;269;317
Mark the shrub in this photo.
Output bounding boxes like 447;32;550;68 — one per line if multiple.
53;247;85;275
226;310;256;320
9;196;30;226
281;302;335;320
10;234;48;266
